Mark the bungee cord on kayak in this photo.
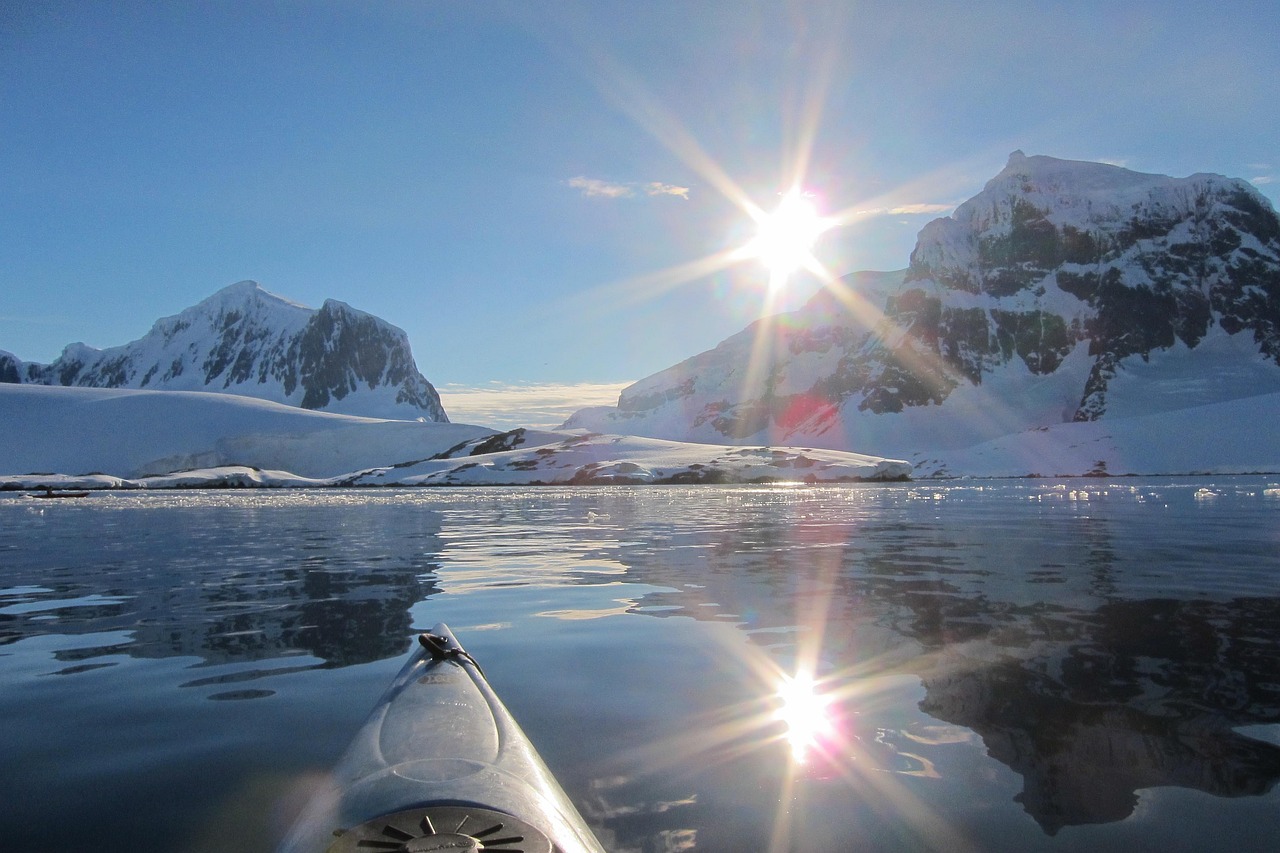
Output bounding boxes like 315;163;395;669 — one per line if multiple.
418;631;486;679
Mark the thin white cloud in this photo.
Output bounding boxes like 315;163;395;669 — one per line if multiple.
568;176;689;200
886;203;954;215
854;202;955;218
568;176;634;198
437;380;631;431
644;181;690;199
1250;175;1275;186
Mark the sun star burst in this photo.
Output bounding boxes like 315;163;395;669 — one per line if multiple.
747;190;829;290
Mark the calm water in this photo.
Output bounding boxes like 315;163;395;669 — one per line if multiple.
1;480;1278;852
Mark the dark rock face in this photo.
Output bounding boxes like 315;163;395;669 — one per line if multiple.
0;351;20;384
286;299;444;414
8;281;448;421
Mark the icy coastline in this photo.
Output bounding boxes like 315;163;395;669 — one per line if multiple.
7;382;1278;491
0;385;911;489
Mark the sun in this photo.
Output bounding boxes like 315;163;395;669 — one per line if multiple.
746;190;829;290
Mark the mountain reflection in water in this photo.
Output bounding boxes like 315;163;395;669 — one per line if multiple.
916;596;1280;833
597;482;1280;840
0;495;445;672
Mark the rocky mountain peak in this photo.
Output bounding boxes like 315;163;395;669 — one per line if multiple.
5;283;448;422
907;154;1263;298
899;155;1280;420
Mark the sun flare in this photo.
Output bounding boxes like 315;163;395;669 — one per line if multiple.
746;190;829;289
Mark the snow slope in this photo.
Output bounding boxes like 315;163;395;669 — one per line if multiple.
350;432;910;486
0;384;910;487
0;384;489;479
909;391;1280;478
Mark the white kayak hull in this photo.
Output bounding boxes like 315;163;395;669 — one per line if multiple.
278;624;605;853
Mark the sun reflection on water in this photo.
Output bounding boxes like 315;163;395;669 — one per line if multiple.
775;670;835;764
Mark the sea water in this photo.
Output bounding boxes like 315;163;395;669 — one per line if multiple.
1;480;1278;852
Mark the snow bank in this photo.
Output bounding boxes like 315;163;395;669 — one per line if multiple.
910;392;1280;478
0;384;493;479
1;467;331;491
350;433;912;486
0;385;912;487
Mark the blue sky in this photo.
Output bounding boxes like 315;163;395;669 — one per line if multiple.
3;1;1278;424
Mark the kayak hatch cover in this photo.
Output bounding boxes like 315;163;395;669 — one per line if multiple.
278;624;606;853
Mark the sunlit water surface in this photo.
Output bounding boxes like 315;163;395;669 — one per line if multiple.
1;480;1278;852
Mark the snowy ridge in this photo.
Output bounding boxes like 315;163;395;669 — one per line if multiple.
912;150;1232;276
565;154;1280;470
0;384;487;479
0;384;910;487
7;281;448;421
350;432;910;486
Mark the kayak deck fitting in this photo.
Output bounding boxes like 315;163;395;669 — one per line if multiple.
279;624;605;853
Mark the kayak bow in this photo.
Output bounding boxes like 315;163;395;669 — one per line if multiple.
279;624;605;853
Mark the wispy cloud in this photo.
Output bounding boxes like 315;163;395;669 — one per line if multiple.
437;380;631;431
1242;163;1274;188
885;203;954;215
568;176;634;198
568;176;689;200
852;202;955;218
644;181;690;199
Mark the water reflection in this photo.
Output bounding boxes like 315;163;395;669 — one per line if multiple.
917;596;1280;834
2;482;1278;853
601;482;1280;841
0;495;447;671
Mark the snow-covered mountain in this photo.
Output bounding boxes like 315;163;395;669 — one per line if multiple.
2;281;448;421
565;153;1280;461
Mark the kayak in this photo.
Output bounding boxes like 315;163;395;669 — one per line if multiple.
278;624;606;853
